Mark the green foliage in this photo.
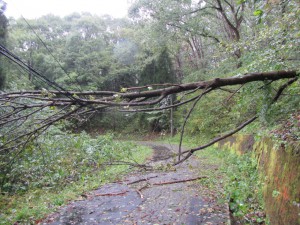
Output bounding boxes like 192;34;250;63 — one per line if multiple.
5;14;137;91
174;90;240;140
194;147;265;224
139;47;176;85
253;9;263;17
222;153;264;220
81;110;149;134
175;1;299;141
0;128;143;193
0;0;7;42
181;77;299;140
0;127;152;224
0;0;7;89
144;110;170;132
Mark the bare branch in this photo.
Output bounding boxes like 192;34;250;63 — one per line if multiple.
120;87;205;112
174;115;258;165
272;77;298;102
225;84;244;102
1;70;296;107
152;176;208;185
178;88;213;161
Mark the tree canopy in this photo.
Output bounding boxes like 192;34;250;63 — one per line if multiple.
0;0;7;88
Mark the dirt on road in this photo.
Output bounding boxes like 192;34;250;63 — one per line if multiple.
42;142;229;225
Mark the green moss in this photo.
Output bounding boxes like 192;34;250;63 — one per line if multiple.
218;134;300;225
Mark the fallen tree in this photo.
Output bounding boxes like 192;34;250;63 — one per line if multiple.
0;69;298;163
0;43;299;165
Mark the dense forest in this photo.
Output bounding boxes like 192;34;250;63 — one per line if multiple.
0;0;299;224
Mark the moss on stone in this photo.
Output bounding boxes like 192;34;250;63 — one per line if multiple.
217;135;300;225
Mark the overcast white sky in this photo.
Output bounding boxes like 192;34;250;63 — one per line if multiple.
4;0;131;19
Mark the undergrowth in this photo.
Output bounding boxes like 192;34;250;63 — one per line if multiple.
196;147;266;224
0;128;152;224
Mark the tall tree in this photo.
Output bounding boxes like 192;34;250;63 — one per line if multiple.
139;47;175;85
0;0;7;89
0;0;6;42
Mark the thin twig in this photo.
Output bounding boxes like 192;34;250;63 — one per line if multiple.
225;84;244;102
272;77;298;102
93;190;128;197
174;116;257;165
178;88;212;161
136;189;144;199
152;176;208;185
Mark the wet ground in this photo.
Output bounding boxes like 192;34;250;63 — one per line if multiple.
42;142;229;225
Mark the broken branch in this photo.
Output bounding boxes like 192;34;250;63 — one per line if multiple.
152;176;208;185
93;190;128;197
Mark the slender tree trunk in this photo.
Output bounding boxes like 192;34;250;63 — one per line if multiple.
170;95;174;137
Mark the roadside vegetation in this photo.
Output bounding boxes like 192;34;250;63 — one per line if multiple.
0;128;152;224
198;148;265;224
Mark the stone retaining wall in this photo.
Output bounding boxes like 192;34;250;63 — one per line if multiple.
217;135;300;225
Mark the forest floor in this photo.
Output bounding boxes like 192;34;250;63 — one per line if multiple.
41;142;230;225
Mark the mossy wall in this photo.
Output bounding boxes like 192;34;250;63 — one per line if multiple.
217;135;300;225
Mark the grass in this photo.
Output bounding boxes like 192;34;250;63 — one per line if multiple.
196;148;265;224
0;142;152;225
162;134;266;224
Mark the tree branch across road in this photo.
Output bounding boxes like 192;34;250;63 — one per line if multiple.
0;70;298;165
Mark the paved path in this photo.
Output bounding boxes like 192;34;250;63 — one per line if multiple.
42;142;229;225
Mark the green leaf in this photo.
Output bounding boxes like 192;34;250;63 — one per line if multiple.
120;87;128;93
253;9;263;16
237;0;246;5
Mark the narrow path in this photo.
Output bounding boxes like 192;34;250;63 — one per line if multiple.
42;142;229;225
